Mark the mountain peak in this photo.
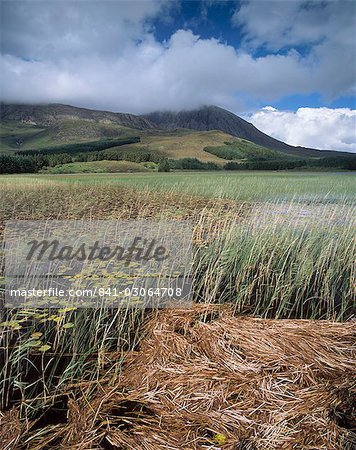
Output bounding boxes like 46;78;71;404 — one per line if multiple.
142;104;290;149
141;105;347;157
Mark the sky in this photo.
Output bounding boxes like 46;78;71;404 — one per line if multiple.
0;0;355;152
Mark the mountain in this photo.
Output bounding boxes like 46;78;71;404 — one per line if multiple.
0;103;353;158
142;105;352;158
0;103;154;130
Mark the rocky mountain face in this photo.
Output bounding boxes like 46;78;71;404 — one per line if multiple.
143;106;289;147
142;106;340;157
0;103;155;130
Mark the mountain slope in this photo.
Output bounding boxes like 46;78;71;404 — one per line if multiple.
0;103;151;151
0;103;154;130
113;130;244;163
0;119;141;151
142;106;352;158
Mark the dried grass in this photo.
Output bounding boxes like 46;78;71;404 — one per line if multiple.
3;305;355;449
0;408;24;450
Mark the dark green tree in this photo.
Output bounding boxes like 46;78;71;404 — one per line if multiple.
158;158;171;172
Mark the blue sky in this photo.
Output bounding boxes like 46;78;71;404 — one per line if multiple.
150;0;356;111
1;0;355;151
153;1;315;59
153;1;245;50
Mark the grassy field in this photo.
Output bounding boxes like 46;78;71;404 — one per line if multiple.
4;170;353;202
0;170;355;426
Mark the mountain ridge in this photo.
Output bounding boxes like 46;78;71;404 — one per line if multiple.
1;103;353;158
0;103;154;130
142;105;351;158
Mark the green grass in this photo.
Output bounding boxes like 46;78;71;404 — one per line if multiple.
8;170;353;203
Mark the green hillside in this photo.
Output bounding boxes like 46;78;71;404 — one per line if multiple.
116;129;243;163
0;121;45;152
204;140;297;161
0;119;140;153
0;116;277;165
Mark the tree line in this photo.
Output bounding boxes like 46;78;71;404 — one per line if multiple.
1;142;355;174
224;157;356;171
17;136;140;156
0;144;167;174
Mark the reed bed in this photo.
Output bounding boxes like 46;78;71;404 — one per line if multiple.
0;184;245;413
194;200;355;320
0;173;355;444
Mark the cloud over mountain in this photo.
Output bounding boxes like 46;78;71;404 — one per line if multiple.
0;1;355;152
1;0;355;113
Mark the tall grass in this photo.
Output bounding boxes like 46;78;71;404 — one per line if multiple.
194;201;355;320
0;172;355;415
0;306;146;413
4;171;353;203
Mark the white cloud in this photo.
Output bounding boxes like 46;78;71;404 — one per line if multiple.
247;107;356;153
232;0;355;52
0;1;354;115
232;0;356;99
0;0;165;59
0;29;346;113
